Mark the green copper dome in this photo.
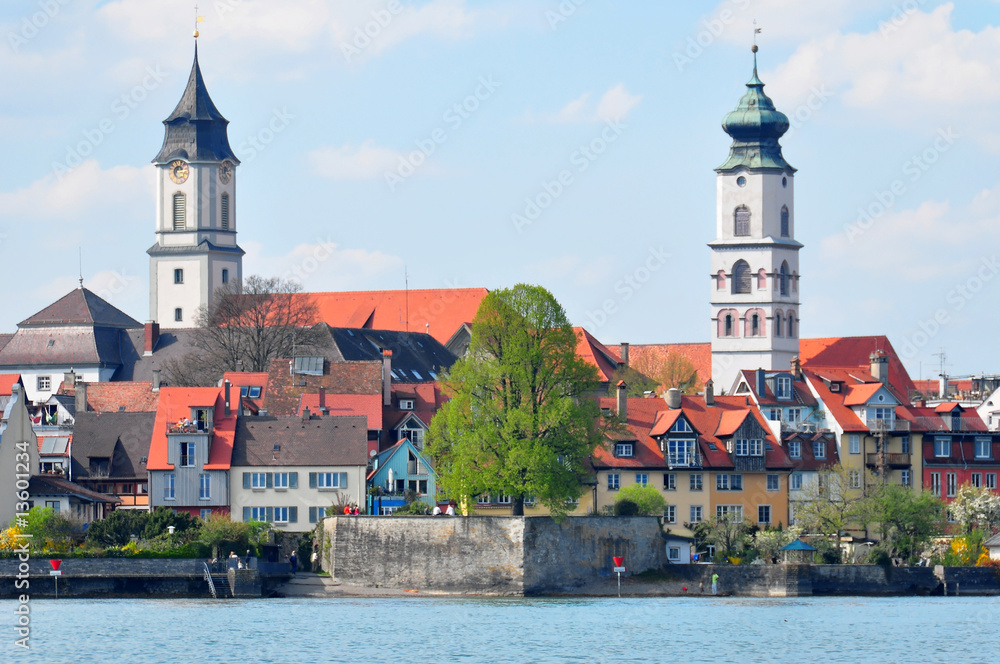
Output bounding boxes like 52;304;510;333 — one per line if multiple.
716;49;795;173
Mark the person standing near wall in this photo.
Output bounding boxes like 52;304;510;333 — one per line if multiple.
712;572;719;595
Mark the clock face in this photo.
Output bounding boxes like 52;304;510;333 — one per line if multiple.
169;160;189;184
219;160;234;184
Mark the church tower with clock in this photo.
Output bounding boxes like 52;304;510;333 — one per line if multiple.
149;42;242;329
710;46;802;393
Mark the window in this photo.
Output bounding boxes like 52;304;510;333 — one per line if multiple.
900;469;910;486
664;473;676;491
273;507;289;523
975;438;991;459
615;443;634;458
690;505;703;523
775;376;792;399
813;441;826;459
900;435;910;454
787;315;795;338
401;424;425;449
690;474;703;491
780;205;789;237
399;399;415;410
313;472;349;490
749;439;763;456
734;205;751;236
664;506;676;524
199;473;211;500
250;506;268;521
138;483;147;495
172;192;186;230
849;470;861;489
971;472;982;488
733;438;747;456
751;313;761;336
45;500;60;512
251;472;268;489
717;474;730;491
179;441;195;467
717;474;742;491
775;312;784;337
221;269;229;284
788;441;801;459
779;261;790;296
987;473;997;490
174;268;184;284
930;472;941;495
767;474;779;492
274;473;289;489
758;505;771;525
731;474;743;490
174;308;183;322
732;260;751;294
200;509;212;520
946;472;957;498
37;375;51;391
671;419;693;433
790;472;802;490
164;474;175;500
668;546;681;561
786;408;802;424
221;193;230;230
849;435;860;455
667;440;693;466
607;473;620;491
309;506;329;523
767;408;781;421
635;473;648;487
724;314;734;337
935;438;951;458
717;505;743;521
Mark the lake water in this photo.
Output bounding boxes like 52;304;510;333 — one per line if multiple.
4;596;1000;663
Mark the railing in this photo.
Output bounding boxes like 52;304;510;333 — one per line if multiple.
911;417;985;433
866;419;910;433
866;453;911;468
203;562;217;599
167;423;211;434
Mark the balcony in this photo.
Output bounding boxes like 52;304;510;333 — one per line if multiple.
167;422;211;434
866;419;910;433
866;453;911;468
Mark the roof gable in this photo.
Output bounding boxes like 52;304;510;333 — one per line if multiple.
18;288;140;329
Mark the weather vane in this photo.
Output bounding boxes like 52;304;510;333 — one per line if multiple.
194;5;204;38
753;19;761;51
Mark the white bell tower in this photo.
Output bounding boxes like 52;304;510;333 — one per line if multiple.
710;46;801;393
149;41;243;329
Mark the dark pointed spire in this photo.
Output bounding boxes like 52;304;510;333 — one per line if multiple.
716;45;794;173
152;44;238;164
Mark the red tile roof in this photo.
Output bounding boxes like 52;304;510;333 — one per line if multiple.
263;359;382;417
574;328;623;383
0;374;21;397
383;382;446;434
843;383;885;406
297;288;488;345
298;393;383;430
802;369;867;433
148;387;235;471
222;371;269;408
799;336;916;399
83;382;159;413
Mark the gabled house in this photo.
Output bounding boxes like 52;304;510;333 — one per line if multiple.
230;414;368;529
147;385;236;518
367;438;436;514
574;327;624;393
27;474;119;522
71;411;156;510
913;402;1000;505
382;382;445;453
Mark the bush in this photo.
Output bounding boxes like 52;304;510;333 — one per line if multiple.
613;484;666;517
393;501;430;515
613;500;640;516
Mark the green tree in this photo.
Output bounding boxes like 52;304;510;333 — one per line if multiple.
691;514;754;559
950;484;1000;535
614;484;666;516
19;507;74;546
86;509;150;547
427;284;603;518
865;485;943;562
792;464;874;546
199;514;267;557
606;366;658;397
142;506;201;540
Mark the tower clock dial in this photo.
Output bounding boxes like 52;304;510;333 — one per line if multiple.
219;160;234;184
168;160;190;184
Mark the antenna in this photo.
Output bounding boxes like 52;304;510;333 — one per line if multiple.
933;349;948;378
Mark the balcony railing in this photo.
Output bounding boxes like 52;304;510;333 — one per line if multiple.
866;453;911;468
866;419;910;433
167;422;211;434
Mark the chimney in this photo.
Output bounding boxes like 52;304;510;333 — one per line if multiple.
302;406;311;422
75;381;88;413
63;370;76;391
756;368;766;396
616;380;627;420
939;374;948;399
235;359;244;372
152;369;161;392
382;350;393;407
319;386;326;410
705;379;715;406
144;322;160;356
870;350;888;384
224;380;231;417
666;387;682;410
620;342;630;368
790;356;802;380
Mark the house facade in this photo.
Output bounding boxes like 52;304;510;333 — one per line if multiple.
368;438;436;514
916;403;1000;506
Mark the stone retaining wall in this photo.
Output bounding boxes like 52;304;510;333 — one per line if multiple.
0;558;211;598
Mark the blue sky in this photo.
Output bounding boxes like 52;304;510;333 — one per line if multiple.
1;0;998;382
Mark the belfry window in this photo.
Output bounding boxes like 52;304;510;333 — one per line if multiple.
221;193;230;230
751;313;760;337
172;193;186;230
780;261;790;296
780;206;789;237
734;206;750;236
732;260;751;294
724;314;734;337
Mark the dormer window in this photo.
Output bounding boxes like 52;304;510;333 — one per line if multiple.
788;440;801;459
615;443;634;458
399;399;415;410
813;441;826;459
775;376;792;400
400;421;425;449
670;419;693;433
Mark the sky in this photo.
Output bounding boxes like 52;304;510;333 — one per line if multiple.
1;0;998;382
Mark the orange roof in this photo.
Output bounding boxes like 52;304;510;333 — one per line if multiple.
625;343;710;391
296;288;488;345
715;409;750;437
802;369;867;432
574;328;623;383
222;372;269;388
148;387;235;471
934;402;961;413
843;383;885;406
0;374;21;397
298;393;383;429
648;409;681;437
799;336;916;399
84;382;159;413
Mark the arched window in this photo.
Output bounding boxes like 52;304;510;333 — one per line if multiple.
221;193;230;230
734;205;751;236
716;270;726;290
725;313;734;337
780;261;790;296
757;268;767;290
172;193;186;230
792;270;798;293
732;260;751;294
751;313;760;336
787;313;796;338
775;311;784;337
780;205;789;237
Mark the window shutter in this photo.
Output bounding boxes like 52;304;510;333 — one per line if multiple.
243;507;250;521
221;193;230;230
289;507;297;523
308;506;316;523
266;473;273;489
339;472;348;489
289;472;298;489
243;472;250;489
173;192;186;230
265;507;273;522
309;472;317;489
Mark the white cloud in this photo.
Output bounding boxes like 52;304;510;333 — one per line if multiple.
308;141;406;180
242;239;404;291
525;84;642;123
